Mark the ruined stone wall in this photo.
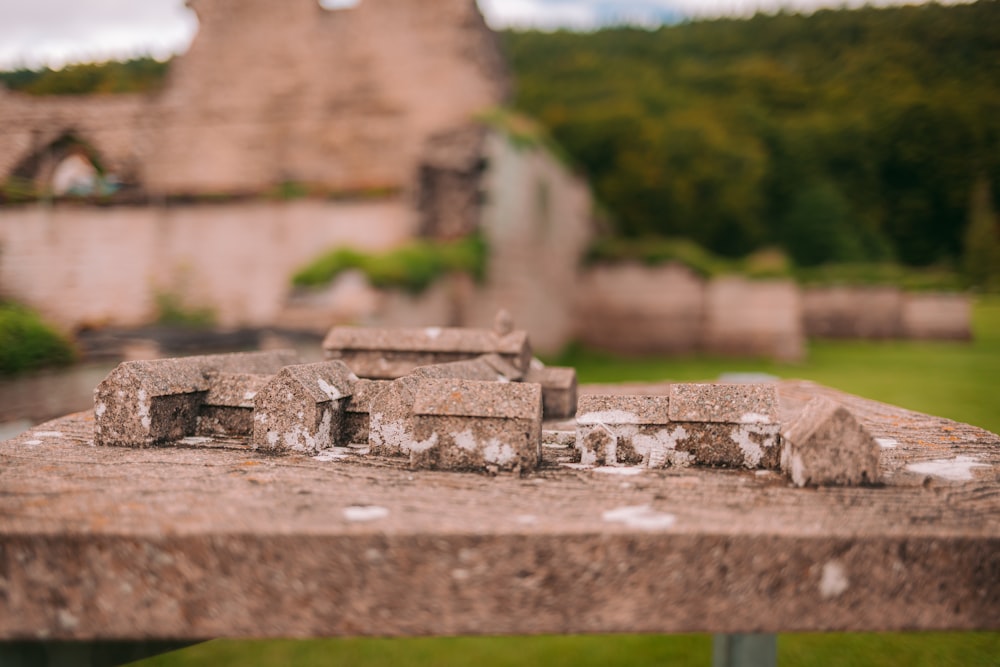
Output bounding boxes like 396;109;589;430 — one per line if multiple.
0;199;414;329
574;262;705;355
575;266;805;361
464;131;595;353
0;0;508;196
0;88;151;185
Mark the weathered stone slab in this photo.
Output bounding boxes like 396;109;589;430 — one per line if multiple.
781;396;880;486
409;379;542;473
196;372;272;437
2;379;999;640
252;361;354;454
323;325;532;379
525;365;577;419
93;350;299;447
669;383;778;424
575;395;689;467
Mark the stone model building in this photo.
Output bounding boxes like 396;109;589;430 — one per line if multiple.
91;322;879;485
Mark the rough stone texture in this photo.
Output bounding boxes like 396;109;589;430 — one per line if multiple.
901;292;973;341
409;379;542;473
251;361;354;454
525;366;577;419
342;378;391;446
0;380;998;640
671;422;782;470
93;350;298;447
669;383;779;424
803;286;904;339
704;277;805;362
196;373;272;437
324;326;532;379
781;397;880;487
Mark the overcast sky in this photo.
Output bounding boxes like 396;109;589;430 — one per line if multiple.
0;0;970;69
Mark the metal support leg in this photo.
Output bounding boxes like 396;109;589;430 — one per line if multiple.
0;641;199;667
712;633;777;667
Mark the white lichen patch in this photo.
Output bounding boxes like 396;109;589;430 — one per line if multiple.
640;425;691;468
179;436;213;446
424;327;442;340
94;402;107;418
137;389;151;430
740;412;773;424
560;462;594;470
23;440;42;446
32;431;63;438
875;437;898;449
576;410;641;425
314;448;352;462
482;438;517;466
819;561;849;599
516;514;538;524
593;466;643;476
602;504;676;531
243;391;257;401
343;505;390;522
317;378;343;401
906;455;989;481
729;424;779;468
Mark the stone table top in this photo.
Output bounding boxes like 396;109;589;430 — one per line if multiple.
0;380;997;640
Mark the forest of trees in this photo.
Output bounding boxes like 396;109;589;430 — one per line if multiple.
2;2;998;282
503;0;1000;275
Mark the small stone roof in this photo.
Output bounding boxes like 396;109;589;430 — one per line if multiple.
203;373;272;408
411;358;501;382
412;379;541;420
99;350;298;398
669;383;778;424
345;378;391;414
576;395;671;425
323;326;529;356
525;366;576;389
271;361;355;404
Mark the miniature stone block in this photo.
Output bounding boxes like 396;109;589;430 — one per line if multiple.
342;378;391;445
323;325;532;379
197;372;272;437
367;358;501;457
525;365;577;419
667;383;781;469
781;396;880;486
409;379;542;473
252;361;355;454
94;350;299;447
575;395;687;467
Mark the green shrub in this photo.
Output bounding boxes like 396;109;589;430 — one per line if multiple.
584;236;732;278
292;234;487;294
153;292;216;328
0;302;76;375
793;262;964;291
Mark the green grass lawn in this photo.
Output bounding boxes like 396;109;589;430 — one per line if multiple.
136;296;1000;667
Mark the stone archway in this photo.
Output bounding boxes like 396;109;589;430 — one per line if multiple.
10;130;110;196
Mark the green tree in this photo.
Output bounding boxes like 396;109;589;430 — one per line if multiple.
963;176;1000;288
